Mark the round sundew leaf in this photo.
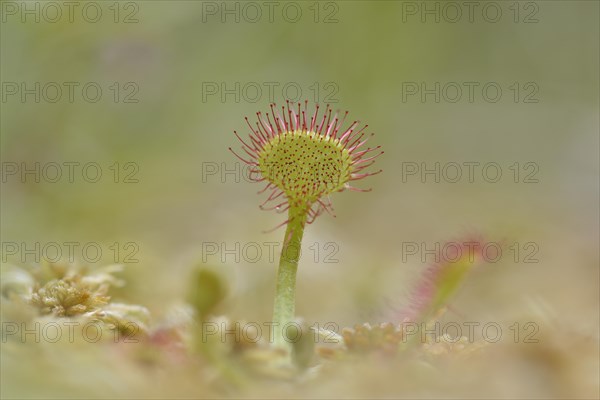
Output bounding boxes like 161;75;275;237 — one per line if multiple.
258;130;352;204
230;102;383;223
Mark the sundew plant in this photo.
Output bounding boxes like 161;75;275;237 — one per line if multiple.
229;101;383;355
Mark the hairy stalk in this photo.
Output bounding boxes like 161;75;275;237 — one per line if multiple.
272;205;307;353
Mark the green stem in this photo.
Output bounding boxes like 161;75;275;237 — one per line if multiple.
272;205;307;353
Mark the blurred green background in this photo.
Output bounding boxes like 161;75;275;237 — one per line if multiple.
1;1;598;398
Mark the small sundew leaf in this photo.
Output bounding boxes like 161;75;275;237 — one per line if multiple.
290;321;315;369
403;237;487;325
188;268;227;320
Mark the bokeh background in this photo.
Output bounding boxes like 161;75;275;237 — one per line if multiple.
1;1;599;398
